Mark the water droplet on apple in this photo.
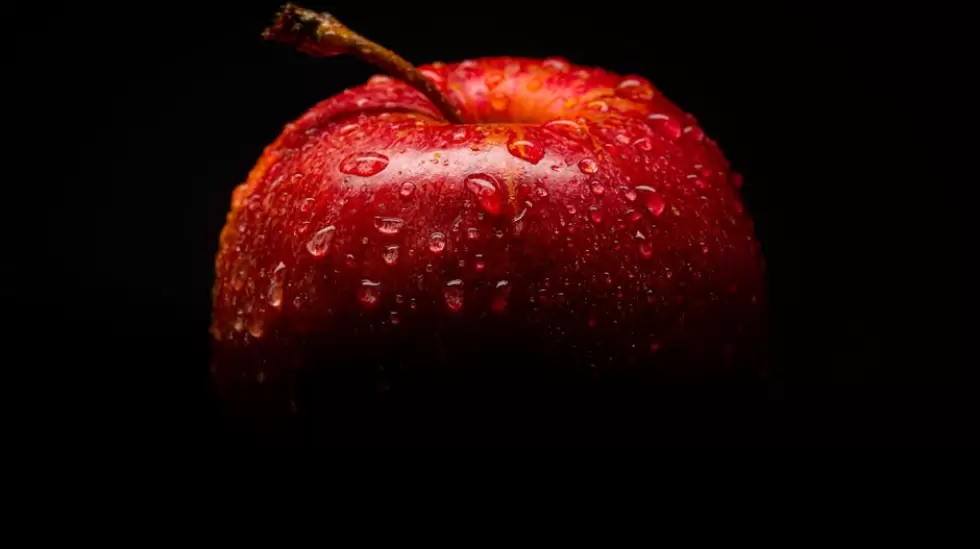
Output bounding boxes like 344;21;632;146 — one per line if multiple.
535;186;549;198
542;57;570;72
464;173;503;215
590;181;605;196
490;92;510;111
506;138;544;164
383;245;399;265
246;315;264;339
647;114;682;140
389;311;401;325
345;254;357;268
306;225;336;257
635;186;665;216
615;78;655;101
400;181;416;198
339;152;389;176
373;216;405;235
444;279;464;312
633;138;654;152
299;197;315;213
682;125;705;142
578;158;598;174
638;240;654;259
474;254;485;271
467;227;480;240
587;100;609;112
358;280;381;307
268;261;286;308
484;72;504;89
566;204;577;215
589;205;603;223
428;232;447;253
622;187;638;202
232;269;246;291
492;280;511;312
543;119;586;141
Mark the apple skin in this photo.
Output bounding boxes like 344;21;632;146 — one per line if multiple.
210;57;765;441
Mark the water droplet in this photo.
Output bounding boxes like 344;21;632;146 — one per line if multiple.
495;229;504;239
506;138;544;164
638;241;654;259
566;204;577;215
484;72;504;89
589;205;603;223
467;227;480;240
428;232;447;253
682;125;705;142
590;181;605;196
490;92;510;111
578;158;598;174
474;254;486;271
247;315;264;339
464;173;503;215
444;279;464;312
299;197;315;213
268;262;286;308
232;269;246;291
492;280;511;312
400;181;416;197
587;100;609;112
373;216;405;235
233;312;245;333
535;186;549;198
358;280;381;308
635;186;665;216
383;245;400;265
671;206;681;216
623;187;638;202
543;119;586;140
615;78;655;101
389;311;401;325
542;58;570;72
633;138;654;152
339;152;389;176
345;254;357;268
647;114;682;140
306;225;336;257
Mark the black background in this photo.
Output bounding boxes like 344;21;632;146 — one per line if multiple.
14;1;971;445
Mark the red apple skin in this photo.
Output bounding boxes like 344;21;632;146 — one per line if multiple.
210;57;765;439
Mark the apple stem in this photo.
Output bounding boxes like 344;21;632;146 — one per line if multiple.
263;3;465;124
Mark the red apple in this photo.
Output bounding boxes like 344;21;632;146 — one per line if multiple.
210;5;765;442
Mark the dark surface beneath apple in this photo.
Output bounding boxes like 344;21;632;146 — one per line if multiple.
16;1;971;446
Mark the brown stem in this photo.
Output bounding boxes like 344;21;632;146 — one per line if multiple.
263;3;465;124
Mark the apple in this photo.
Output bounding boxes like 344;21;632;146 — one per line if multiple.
210;4;765;443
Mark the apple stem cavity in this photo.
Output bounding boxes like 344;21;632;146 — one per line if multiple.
263;3;466;124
